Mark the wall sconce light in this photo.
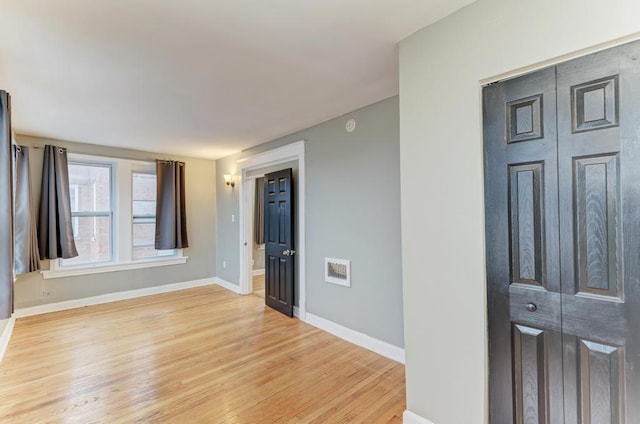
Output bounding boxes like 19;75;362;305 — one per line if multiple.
224;174;235;187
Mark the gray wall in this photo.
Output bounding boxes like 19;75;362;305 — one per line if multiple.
216;96;404;348
399;0;640;422
14;135;217;308
215;153;241;283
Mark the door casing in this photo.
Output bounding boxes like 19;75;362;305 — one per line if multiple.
237;140;306;320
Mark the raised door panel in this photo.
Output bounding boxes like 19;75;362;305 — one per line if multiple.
563;335;626;424
573;154;621;299
512;324;563;424
509;163;545;287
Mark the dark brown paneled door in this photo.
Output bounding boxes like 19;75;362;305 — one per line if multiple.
264;168;294;317
484;41;640;423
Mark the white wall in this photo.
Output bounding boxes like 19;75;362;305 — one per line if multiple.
399;0;640;422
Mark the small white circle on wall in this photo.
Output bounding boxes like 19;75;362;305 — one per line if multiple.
346;119;356;132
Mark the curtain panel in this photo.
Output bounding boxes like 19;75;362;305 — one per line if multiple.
155;160;188;250
38;145;78;260
13;145;40;274
0;91;14;319
254;177;265;245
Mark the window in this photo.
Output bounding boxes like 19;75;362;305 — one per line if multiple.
62;162;113;267
132;172;175;259
44;154;186;279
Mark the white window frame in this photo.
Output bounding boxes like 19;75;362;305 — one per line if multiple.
42;154;187;280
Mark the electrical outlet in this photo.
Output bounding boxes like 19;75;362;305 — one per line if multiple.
231;214;235;223
223;260;227;269
42;290;54;297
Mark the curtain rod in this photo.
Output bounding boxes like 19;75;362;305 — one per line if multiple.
28;144;184;164
29;145;160;162
157;159;185;165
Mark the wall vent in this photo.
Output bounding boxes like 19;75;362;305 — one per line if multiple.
325;258;351;287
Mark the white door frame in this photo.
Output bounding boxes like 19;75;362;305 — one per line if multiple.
237;140;306;320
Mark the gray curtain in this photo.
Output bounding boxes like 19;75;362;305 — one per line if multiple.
254;177;264;244
38;145;78;259
155;160;189;249
13;145;40;274
0;91;14;319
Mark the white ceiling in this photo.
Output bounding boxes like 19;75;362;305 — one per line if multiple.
0;0;473;159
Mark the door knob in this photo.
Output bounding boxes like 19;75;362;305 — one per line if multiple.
282;249;296;256
526;303;538;312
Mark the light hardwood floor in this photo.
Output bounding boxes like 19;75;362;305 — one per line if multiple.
0;285;405;423
253;274;265;299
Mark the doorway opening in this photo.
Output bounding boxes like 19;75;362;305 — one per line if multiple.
238;141;306;319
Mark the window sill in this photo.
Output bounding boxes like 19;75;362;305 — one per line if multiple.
41;256;189;280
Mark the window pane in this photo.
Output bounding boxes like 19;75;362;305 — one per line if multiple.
132;171;174;260
132;173;156;216
132;221;176;259
133;200;156;216
68;163;111;212
62;216;112;266
133;221;155;247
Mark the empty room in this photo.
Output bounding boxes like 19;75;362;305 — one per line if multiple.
2;1;640;423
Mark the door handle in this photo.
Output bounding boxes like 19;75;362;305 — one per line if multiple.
526;303;538;312
282;249;296;256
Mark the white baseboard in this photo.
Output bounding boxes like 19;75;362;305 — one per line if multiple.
252;269;265;276
0;317;16;364
14;278;215;318
304;312;405;364
213;277;242;294
403;410;435;424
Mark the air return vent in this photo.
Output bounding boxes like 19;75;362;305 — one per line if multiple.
325;258;351;287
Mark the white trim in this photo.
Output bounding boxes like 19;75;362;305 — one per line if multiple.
14;278;214;318
480;32;640;86
403;410;436;424
238;140;306;319
0;317;15;364
42;255;188;279
239;174;249;295
213;277;243;294
237;141;305;169
252;269;265;276
304;312;405;364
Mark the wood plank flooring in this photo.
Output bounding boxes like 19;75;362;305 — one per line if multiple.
253;274;265;299
0;285;405;423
